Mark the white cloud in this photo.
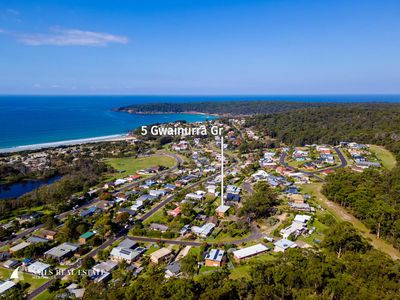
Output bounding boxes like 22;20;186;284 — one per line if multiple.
1;8;21;23
6;9;20;16
16;28;128;46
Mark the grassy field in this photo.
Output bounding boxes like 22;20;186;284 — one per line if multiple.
229;264;252;280
143;209;168;225
104;155;176;180
229;252;277;280
33;290;51;300
369;145;397;170
0;267;49;293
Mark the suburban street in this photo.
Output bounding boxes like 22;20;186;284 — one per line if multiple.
278;146;348;182
27;153;236;299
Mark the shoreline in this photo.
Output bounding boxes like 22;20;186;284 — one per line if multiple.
0;134;130;154
0;114;217;154
116;108;221;117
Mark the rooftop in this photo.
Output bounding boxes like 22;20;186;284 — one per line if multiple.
79;231;95;240
205;249;225;262
44;242;79;258
216;205;230;214
151;248;172;260
274;239;296;250
233;244;269;259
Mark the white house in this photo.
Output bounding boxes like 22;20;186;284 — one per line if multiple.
232;244;269;262
0;281;16;296
27;261;51;276
274;239;298;252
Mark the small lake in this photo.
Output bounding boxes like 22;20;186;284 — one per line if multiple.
0;175;62;199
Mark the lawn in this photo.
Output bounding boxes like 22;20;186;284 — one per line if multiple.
104;155;176;180
229;253;277;280
0;267;49;292
369;145;397;170
145;245;160;255
143;209;168;225
33;290;51;300
206;230;251;243
229;264;252;280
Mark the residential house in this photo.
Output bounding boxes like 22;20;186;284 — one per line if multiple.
0;281;16;296
150;248;173;264
114;178;127;186
206;184;217;194
66;283;85;299
288;203;314;212
145;179;157;187
205;249;225;267
79;232;95;244
280;215;311;239
27;261;51;276
114;193;128;203
9;241;31;253
44;243;79;262
320;154;334;164
164;184;176;191
232;244;269;262
3;259;20;269
136;194;157;203
226;192;240;202
288;194;305;204
165;261;181;278
185;193;203;201
80;206;98;218
26;236;49;244
92;260;118;274
179;225;190;236
149;189;167;198
110;239;145;263
131;200;144;212
167;207;181;218
191;223;215;237
215;205;230;217
150;223;169;232
274;239;298;252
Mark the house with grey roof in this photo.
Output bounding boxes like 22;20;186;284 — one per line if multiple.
44;242;79;261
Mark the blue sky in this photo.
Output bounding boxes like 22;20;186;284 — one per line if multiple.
0;0;399;95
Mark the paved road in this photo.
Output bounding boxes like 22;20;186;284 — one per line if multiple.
0;224;44;248
278;147;348;182
129;236;202;247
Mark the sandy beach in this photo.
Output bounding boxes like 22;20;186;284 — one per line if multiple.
0;134;130;153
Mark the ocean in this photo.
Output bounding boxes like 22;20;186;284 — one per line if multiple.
0;95;399;150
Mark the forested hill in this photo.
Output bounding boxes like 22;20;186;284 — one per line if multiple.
115;101;340;115
116;101;400;116
245;106;400;158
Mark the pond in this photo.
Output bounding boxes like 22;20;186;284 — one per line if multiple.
0;175;62;199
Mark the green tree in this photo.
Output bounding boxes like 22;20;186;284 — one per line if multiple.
180;253;198;277
240;182;279;219
322;222;368;258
